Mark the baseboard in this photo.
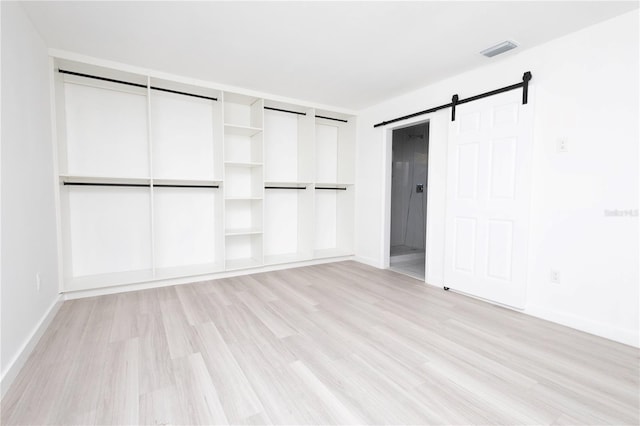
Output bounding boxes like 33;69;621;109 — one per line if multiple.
353;255;383;268
353;257;638;348
525;304;639;348
0;294;64;399
63;256;355;300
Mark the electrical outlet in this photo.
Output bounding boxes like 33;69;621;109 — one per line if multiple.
557;138;568;153
550;269;560;284
36;273;41;293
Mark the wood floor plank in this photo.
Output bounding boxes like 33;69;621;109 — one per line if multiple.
53;296;117;424
259;272;319;313
175;283;216;326
138;385;184;425
341;353;447;425
226;341;317;424
95;337;139;425
159;297;198;359
2;261;638;425
109;293;142;342
172;352;228;425
290;360;365;424
137;310;174;395
193;321;264;423
235;290;298;338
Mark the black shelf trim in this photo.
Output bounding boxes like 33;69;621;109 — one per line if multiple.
63;181;219;189
58;69;218;102
265;186;307;190
315;115;348;123
264;106;306;116
155;184;220;189
63;181;148;188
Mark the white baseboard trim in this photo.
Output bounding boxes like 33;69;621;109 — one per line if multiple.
354;259;639;348
525;305;639;348
353;255;383;268
1;294;64;400
63;256;355;300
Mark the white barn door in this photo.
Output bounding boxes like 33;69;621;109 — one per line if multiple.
444;90;533;308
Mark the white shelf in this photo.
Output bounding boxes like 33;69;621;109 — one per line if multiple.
65;268;154;292
60;175;151;185
264;181;310;188
264;253;312;266
225;228;263;236
224;124;262;137
153;178;221;187
224;161;263;168
154;262;224;281
225;257;263;271
313;248;354;259
225;196;263;200
314;182;353;187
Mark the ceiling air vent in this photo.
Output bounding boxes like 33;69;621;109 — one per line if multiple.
480;41;518;58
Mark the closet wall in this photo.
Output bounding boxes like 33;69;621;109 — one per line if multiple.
54;58;356;292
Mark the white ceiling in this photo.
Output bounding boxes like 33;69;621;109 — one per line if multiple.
21;1;638;110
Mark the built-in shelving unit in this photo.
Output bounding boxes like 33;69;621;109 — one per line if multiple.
53;57;356;292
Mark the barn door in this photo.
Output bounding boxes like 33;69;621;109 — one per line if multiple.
444;89;533;308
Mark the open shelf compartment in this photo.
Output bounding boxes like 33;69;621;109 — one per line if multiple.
315;113;356;185
152;185;224;275
225;234;263;270
263;102;314;183
264;185;314;265
149;77;223;182
314;184;355;258
59;182;153;291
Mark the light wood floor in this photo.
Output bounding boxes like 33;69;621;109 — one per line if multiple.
2;261;638;425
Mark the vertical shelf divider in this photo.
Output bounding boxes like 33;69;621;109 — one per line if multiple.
146;75;156;278
257;99;266;266
218;92;226;269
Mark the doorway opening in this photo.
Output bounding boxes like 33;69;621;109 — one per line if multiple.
389;122;429;280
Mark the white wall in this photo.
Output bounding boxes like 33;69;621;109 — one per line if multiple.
355;11;639;346
1;2;61;395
